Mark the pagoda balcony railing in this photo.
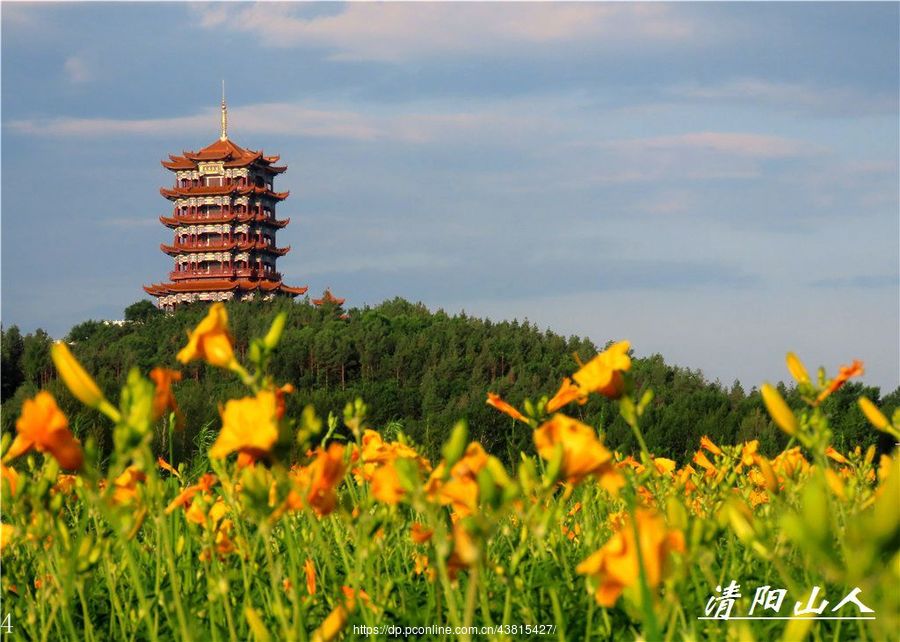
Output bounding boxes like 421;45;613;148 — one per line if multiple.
170;210;254;220
165;237;276;253
169;268;282;281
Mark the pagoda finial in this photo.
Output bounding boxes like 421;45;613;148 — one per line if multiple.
220;80;228;141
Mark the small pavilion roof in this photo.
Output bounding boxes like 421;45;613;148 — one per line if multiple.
312;289;346;306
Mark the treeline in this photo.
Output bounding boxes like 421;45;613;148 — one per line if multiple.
2;298;897;466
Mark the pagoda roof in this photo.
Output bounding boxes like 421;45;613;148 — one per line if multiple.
160;185;289;201
160;213;290;229
144;279;307;297
162;138;286;173
312;289;346;306
161;240;290;256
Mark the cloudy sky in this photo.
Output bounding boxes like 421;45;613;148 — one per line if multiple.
2;2;898;390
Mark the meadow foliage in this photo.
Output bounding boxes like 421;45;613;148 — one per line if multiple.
1;303;898;641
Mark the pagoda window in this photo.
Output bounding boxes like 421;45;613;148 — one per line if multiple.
205;176;223;187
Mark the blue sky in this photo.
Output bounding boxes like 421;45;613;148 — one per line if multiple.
2;2;898;391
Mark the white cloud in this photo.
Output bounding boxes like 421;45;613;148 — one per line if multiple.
672;78;898;116
561;131;822;185
191;3;698;62
603;132;820;159
6;99;554;145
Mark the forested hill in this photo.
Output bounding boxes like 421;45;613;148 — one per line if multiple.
2;298;897;465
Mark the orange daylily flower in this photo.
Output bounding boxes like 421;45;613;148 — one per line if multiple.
486;392;529;423
340;585;372;609
825;446;849;465
198;508;236;562
413;552;433;579
816;360;864;404
425;442;490;518
738;441;759;470
5;392;83;470
209;390;279;459
546;377;584;412
533;414;618;486
652;457;676;476
149;367;185;429
692;450;716;475
410;522;434;544
305;558;317;596
699;436;722;456
770;447;810;480
749;489;769;508
111;466;147;506
1;465;20;496
576;508;684;607
165;473;217;514
572;340;631;400
825;468;847;500
275;383;295;420
291;443;347;516
176;302;236;368
370;464;406;505
355;430;429;497
157;456;181;479
617;455;644;473
446;523;479;579
54;474;77;495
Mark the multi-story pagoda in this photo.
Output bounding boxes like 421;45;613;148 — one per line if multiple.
144;93;307;310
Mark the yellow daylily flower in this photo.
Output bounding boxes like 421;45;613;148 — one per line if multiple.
209;390;279;459
177;302;236;368
572;340;632;400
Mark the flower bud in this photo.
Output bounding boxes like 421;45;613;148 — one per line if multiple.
51;342;106;410
264;312;287;350
858;397;890;431
785;352;810;384
761;384;797;435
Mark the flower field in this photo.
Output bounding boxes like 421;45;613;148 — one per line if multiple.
1;304;898;641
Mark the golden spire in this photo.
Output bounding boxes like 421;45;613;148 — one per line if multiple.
220;80;228;141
